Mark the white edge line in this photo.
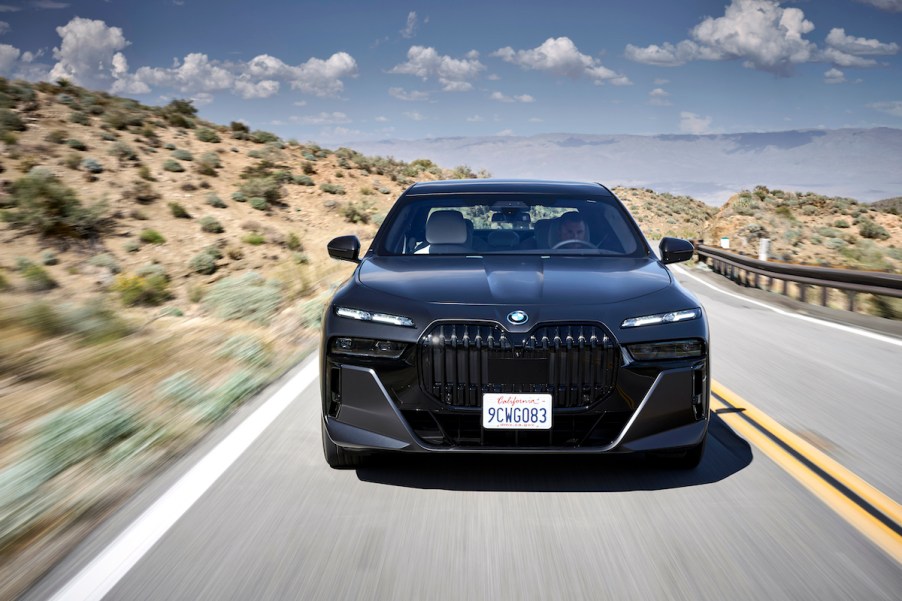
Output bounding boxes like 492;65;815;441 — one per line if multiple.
48;359;320;601
672;265;902;348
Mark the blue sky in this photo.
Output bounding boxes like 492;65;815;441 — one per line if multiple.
0;0;900;144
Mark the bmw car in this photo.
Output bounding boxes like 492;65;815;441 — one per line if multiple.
321;179;709;468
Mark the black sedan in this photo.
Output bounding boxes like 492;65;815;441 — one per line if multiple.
321;179;709;468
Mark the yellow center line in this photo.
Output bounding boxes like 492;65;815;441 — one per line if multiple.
710;380;902;565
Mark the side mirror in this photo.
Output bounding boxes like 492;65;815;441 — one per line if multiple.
327;235;361;263
659;237;694;264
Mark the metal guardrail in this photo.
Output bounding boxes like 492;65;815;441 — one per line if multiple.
695;244;902;311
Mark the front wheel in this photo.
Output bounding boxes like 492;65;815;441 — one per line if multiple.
321;418;364;469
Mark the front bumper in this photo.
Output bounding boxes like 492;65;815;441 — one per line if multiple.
323;363;708;454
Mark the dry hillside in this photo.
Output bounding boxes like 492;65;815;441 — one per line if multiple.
0;79;899;597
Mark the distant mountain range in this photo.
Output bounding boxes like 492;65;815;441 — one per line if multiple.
346;128;902;206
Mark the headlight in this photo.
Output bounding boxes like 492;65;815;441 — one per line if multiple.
331;337;408;359
621;308;701;329
335;306;415;327
626;339;705;361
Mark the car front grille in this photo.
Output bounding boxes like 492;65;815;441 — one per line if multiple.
418;322;617;409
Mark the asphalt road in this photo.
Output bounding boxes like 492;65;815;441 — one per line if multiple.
23;265;902;601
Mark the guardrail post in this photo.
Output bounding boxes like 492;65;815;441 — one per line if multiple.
799;284;808;304
782;279;789;296
847;291;856;312
821;287;829;307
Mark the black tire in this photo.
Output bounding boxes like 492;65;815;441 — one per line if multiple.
321;418;364;469
651;435;706;469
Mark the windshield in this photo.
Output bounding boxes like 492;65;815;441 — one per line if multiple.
375;193;648;257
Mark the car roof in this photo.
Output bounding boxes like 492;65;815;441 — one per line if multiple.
405;179;615;197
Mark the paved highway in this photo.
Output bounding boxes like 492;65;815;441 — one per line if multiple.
23;265;902;601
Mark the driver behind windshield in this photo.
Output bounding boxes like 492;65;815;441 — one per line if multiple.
556;211;589;247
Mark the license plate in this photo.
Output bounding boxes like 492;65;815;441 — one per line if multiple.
482;393;552;430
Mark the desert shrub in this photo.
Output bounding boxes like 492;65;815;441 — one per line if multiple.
81;158;103;173
203;370;265;420
157;372;206;405
189;251;217;275
294;175;314;186
238;177;282;204
206;194;226;208
181;183;198;192
817;227;840;238
286;232;303;251
196;128;220;143
249;197;269;211
66;139;87;151
292;252;310;264
4;169;107;239
22;264;57;291
88;252;121;273
162;159;184;172
217;334;271;367
243;232;264;245
870;296;902;320
199;215;224;233
138;165;155;181
131;180;160;203
858;217;889;240
249;130;280;144
302;161;316;175
124;240;140;253
203;271;283;323
775;205;794;220
32;388;138;475
0;109;26;132
139;229;165;244
110;141;137;161
840;239;892;271
111;272;171;306
27;300;131;343
377;187;390;195
230;121;249;133
44;129;67;144
320;183;345;195
40;250;58;266
834;219;850;228
231;192;247;202
100;131;117;141
169;202;191;219
341;199;375;224
171;149;193;161
360;186;374;196
197;152;220;175
163;143;176;151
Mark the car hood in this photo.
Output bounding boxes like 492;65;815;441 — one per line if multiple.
357;255;672;305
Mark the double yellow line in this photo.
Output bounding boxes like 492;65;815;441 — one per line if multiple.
711;381;902;565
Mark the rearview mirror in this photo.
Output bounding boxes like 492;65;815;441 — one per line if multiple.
659;237;694;264
327;235;361;263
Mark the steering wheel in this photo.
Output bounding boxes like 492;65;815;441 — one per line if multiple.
552;239;596;249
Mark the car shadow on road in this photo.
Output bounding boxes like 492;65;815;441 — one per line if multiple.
356;414;752;492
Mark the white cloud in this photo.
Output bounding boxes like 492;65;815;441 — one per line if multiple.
0;5;20;12
493;37;629;85
374;116;388;122
112;48;356;100
191;92;213;106
489;91;534;103
0;21;9;35
654;78;670;85
389;86;430;101
49;17;129;88
854;0;902;12
296;111;351;125
867;101;902;117
625;0;899;75
0;43;19;73
401;11;418;38
528;117;543;123
390;45;484;91
404;111;426;121
824;68;845;84
680;111;712;134
496;129;514;136
466;115;484;122
825;28;898;55
648;87;672;106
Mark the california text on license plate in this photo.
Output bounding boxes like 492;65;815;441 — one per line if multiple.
482;393;552;430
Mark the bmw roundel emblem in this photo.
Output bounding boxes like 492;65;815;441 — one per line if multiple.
507;310;528;325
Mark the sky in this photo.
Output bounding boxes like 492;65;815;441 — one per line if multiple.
0;0;900;144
